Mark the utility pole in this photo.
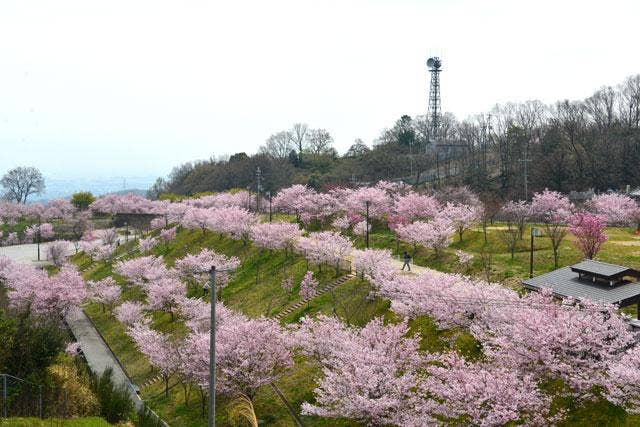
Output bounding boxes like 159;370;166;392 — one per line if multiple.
255;167;262;212
208;267;217;427
365;200;370;249
519;148;531;201
37;215;41;261
206;264;236;427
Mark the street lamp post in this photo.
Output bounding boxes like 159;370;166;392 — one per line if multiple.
267;191;272;223
36;215;41;261
529;227;541;278
124;222;129;243
365;200;370;249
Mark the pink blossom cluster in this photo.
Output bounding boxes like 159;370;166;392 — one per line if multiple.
126;302;293;398
114;301;148;326
588;193;639;226
360;252;638;408
45;240;71;267
293;316;550;426
250;222;302;252
530;189;574;223
180;206;258;243
159;227;177;243
393;191;441;221
88;277;122;310
0;200;73;223
174;249;240;287
332;184;394;220
24;222;55;242
2;261;87;316
295;231;353;268
89;193;165;215
114;255;169;287
569;212;608;259
138;236;159;253
184;191;251;210
150;217;166;229
272;184;337;225
395;215;456;254
299;271;318;300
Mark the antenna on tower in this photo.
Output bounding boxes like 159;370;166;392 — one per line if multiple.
426;56;442;150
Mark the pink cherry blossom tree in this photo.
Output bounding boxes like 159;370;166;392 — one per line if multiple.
295;231;353;274
588;193;638;226
281;277;294;297
174;249;240;297
88;277;122;312
115;301;148;326
127;323;178;397
569;212;608;259
159;227;177;244
146;276;185;321
209;206;258;244
531;190;574;267
138;236;159;253
99;228;119;246
442;202;481;242
352;248;394;280
44;199;76;219
295;316;428;426
215;315;293;399
299;271;318;303
393;192;441;221
396;216;455;257
114;255;168;288
501;200;531;239
250;222;302;255
4;263;87;317
45;240;71;267
24;222;55;242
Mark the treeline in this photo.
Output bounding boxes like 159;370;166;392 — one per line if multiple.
151;74;640;199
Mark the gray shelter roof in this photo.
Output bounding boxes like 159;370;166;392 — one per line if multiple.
570;259;640;280
523;263;640;307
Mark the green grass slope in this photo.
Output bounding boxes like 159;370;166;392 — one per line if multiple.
71;223;640;426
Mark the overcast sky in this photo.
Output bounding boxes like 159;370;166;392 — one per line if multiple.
1;0;639;180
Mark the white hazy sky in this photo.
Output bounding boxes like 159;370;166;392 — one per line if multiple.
1;0;639;179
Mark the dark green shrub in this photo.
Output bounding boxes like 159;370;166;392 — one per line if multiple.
90;367;133;423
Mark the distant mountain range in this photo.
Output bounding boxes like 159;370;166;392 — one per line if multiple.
32;175;157;202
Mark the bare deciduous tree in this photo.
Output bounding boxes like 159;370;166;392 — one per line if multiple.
291;123;308;155
305;128;334;155
1;166;45;203
259;131;294;159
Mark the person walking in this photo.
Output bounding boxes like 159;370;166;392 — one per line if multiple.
401;251;411;271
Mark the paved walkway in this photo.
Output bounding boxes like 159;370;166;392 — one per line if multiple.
0;237;160;419
0;241;76;266
391;258;430;276
64;306;144;410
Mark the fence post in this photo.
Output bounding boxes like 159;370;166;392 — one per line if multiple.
64;387;68;419
2;374;7;418
38;385;43;418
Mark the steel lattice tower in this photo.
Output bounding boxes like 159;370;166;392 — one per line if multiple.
426;56;442;147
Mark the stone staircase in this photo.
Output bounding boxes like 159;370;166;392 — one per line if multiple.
274;272;356;321
137;272;356;390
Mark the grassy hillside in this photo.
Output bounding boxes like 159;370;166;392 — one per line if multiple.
71;223;640;426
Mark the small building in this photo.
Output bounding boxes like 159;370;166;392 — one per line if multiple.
522;259;640;319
